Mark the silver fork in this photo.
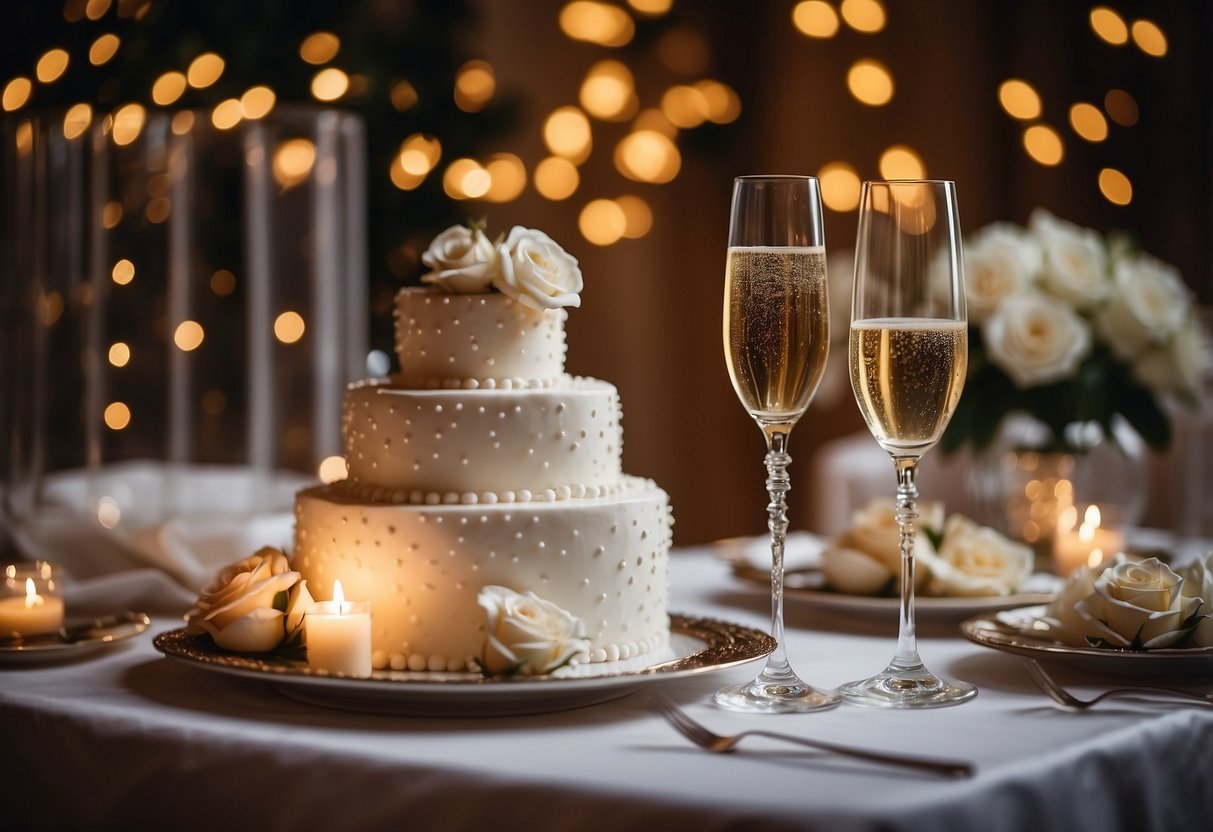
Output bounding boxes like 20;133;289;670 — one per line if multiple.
1025;660;1213;711
650;693;975;778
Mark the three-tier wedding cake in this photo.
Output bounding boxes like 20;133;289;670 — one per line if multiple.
292;224;673;672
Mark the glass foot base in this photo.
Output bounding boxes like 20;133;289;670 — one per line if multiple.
838;666;977;709
714;677;841;714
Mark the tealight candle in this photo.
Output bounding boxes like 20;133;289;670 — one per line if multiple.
1052;504;1125;575
305;579;372;677
0;562;66;638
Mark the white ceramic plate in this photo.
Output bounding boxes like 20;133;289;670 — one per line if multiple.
153;613;775;716
727;557;1054;622
961;605;1213;678
0;611;151;665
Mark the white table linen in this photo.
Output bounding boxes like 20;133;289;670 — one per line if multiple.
2;546;1211;832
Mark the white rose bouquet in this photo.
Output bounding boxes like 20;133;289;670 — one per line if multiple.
941;210;1209;455
185;547;313;655
419;220;583;311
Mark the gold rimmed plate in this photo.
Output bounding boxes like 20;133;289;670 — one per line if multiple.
0;611;151;665
961;605;1213;679
153;613;775;716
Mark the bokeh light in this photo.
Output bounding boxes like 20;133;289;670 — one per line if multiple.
187;53;225;89
111;258;135;285
104;402;131;431
483;153;527;203
534;156;580;200
1068;102;1108;142
559;1;635;47
1023;124;1064;166
311;68;349;101
793;1;840;38
1089;7;1129;45
1099;167;1132;205
455;60;495;112
210;269;236;296
2;77;32;112
274;311;306;344
1104;88;1139;126
240;86;276;119
998;79;1041;120
108;342;130;368
616;194;653;238
579;199;627;246
89;33;120;66
580;60;636;121
36;49;70;84
173;321;205;352
1131;19;1167;57
151;71;187;106
391;80;419;111
878;145;925;179
300;32;341;65
63;103;92;140
318;455;348;483
847;59;894;106
211;98;243;130
818;162;862;212
614;130;681;183
111;103;146;145
273;138;317;187
840;0;886;33
544;106;593;163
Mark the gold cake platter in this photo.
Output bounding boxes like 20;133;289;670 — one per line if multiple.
153;613;775;716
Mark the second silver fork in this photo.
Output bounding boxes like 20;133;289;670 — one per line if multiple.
1025;660;1213;711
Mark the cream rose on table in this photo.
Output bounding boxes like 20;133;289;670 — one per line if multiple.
420;223;500;294
1072;557;1202;649
492;226;583;311
478;585;590;676
921;515;1033;597
1178;552;1213;647
822;498;943;592
185;547;314;653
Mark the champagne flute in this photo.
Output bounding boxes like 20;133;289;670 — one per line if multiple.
717;175;840;713
838;179;976;708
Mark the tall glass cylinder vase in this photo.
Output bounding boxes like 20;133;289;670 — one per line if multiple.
1;107;367;589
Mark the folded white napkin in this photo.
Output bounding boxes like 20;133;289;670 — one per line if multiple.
9;461;307;613
721;531;827;572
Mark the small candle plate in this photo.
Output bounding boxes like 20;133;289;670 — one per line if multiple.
153;613;776;716
0;611;151;665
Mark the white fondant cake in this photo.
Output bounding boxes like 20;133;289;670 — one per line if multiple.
295;285;673;672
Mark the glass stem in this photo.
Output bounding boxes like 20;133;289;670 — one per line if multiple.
761;429;794;680
892;457;924;671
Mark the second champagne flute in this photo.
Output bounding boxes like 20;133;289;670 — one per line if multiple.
717;175;840;713
838;179;977;709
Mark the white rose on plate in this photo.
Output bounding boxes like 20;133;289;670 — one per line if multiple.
1029;209;1109;308
420;224;500;294
1178;552;1213;647
1132;312;1209;398
478;585;590;676
983;292;1092;388
185;547;312;653
1043;555;1123;647
831;497;944;591
921;514;1033;597
492;226;583;311
1073;557;1202;649
1094;253;1192;363
821;546;894;595
963;224;1040;324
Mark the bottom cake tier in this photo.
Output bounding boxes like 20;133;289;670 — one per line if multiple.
293;476;673;672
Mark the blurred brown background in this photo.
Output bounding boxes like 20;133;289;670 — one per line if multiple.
3;0;1209;544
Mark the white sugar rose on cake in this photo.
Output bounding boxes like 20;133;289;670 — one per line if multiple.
292;222;674;673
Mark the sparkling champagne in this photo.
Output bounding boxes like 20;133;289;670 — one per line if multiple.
724;246;829;425
849;318;966;456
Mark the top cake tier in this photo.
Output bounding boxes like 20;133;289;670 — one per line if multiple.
394;287;567;388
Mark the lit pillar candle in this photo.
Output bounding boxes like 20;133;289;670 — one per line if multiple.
0;577;66;638
1053;505;1124;575
305;579;372;677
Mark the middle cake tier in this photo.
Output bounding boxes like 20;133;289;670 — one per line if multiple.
342;376;624;501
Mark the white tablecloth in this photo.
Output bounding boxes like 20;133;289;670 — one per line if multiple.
3;546;1211;832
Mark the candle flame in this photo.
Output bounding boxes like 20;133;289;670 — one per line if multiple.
23;577;42;609
1083;504;1101;529
332;579;346;614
